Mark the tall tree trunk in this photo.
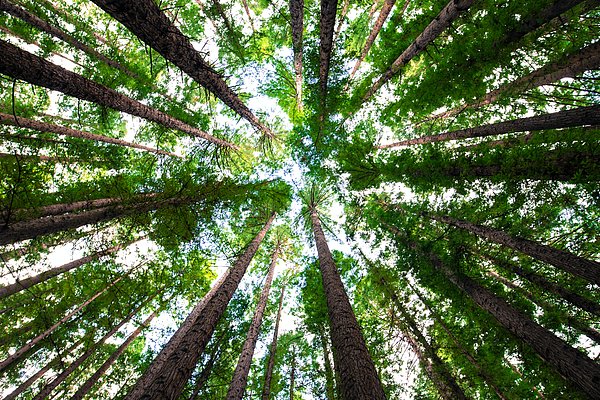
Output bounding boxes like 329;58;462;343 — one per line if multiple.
362;0;475;103
91;0;274;139
188;334;226;400
226;244;280;399
0;113;179;157
423;247;600;398
289;0;304;111
0;266;135;374
407;281;508;400
319;0;339;100
0;40;235;149
262;284;286;400
378;105;600;148
70;301;161;400
318;326;336;400
241;0;255;31
33;295;156;400
125;213;275;400
348;0;401;83
0;238;142;299
486;255;599;316
418;42;600;124
289;349;295;400
310;209;386;399
3;336;87;400
427;213;600;285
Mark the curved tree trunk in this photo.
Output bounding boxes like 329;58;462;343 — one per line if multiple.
289;0;304;111
310;209;386;399
226;244;280;399
91;0;274;139
418;42;600;124
428;213;600;285
362;0;475;103
378;105;600;148
0;113;179;157
261;284;285;400
125;213;275;400
0;40;235;149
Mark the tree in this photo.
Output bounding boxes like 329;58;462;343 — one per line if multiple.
261;284;285;400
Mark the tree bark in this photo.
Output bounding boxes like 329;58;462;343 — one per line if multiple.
378;105;600;148
91;0;273;139
262;284;285;400
125;213;275;400
0;112;179;157
33;295;155;400
226;244;280;399
0;267;134;374
419;42;600;124
310;209;386;399
428;213;600;285
348;0;399;83
319;0;339;99
289;349;296;400
0;40;235;149
362;0;475;103
289;0;304;111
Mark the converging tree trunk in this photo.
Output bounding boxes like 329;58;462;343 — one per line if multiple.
310;208;386;399
378;105;600;148
125;213;275;400
0;40;235;149
91;0;274;139
188;334;226;400
226;243;280;399
289;0;304;111
262;284;286;400
319;0;339;100
362;0;475;103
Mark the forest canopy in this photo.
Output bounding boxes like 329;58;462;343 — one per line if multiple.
0;0;599;399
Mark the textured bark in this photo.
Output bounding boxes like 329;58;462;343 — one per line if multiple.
0;40;235;149
227;245;280;399
91;0;273;138
319;0;339;99
419;42;600;124
408;281;507;400
348;0;399;83
427;251;600;399
310;209;386;399
0;112;179;157
70;304;160;400
0;269;130;374
262;285;285;400
362;0;475;102
289;0;304;111
378;105;600;148
488;256;600;317
0;240;137;299
125;213;275;400
429;213;600;285
33;296;154;400
3;337;86;400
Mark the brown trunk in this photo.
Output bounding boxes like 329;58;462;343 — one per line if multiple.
0;113;179;157
310;209;386;399
407;281;508;400
0;239;142;299
33;295;155;399
427;250;600;399
70;302;161;400
487;256;599;317
226;245;280;399
429;213;600;285
419;42;600;124
0;228;93;263
262;285;286;400
319;0;339;99
289;350;295;400
0;40;235;149
125;213;275;400
486;270;600;345
378;105;600;148
348;0;400;83
333;0;350;42
241;0;255;31
362;0;475;102
0;266;134;374
289;0;304;111
91;0;273;139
